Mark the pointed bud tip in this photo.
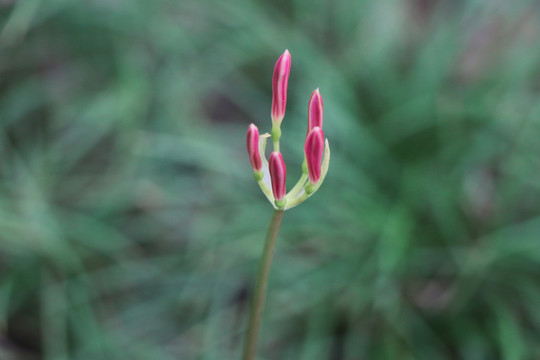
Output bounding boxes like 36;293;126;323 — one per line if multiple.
269;151;284;162
311;126;323;134
307;90;324;133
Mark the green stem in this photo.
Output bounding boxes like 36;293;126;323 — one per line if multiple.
271;124;281;152
284;191;309;209
286;172;308;200
242;209;285;360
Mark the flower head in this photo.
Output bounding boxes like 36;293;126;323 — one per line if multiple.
247;50;330;210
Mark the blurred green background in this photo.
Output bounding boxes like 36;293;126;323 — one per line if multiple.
1;0;540;359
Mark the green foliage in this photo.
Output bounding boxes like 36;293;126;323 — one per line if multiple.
1;0;540;359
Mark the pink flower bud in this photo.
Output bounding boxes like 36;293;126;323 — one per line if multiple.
304;127;324;183
269;151;287;201
246;124;262;171
307;88;323;133
271;50;291;124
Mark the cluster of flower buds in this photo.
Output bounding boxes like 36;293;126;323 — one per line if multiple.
246;50;330;210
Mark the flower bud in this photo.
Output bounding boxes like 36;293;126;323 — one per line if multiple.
271;50;291;124
304;127;324;183
307;88;323;133
246;124;262;172
269;151;287;201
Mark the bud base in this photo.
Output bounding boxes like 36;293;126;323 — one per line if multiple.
274;198;287;209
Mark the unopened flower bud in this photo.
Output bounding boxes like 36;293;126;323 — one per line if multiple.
246;124;262;172
304;127;324;183
269;151;287;203
248;50;330;210
271;50;291;124
307;88;323;133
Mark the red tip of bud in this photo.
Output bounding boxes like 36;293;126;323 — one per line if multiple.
271;50;291;123
269;151;287;200
246;124;262;171
307;88;323;133
304;127;324;183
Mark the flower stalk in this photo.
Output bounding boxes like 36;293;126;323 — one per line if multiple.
241;209;284;360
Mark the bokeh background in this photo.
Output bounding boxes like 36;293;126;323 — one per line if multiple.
1;0;540;359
